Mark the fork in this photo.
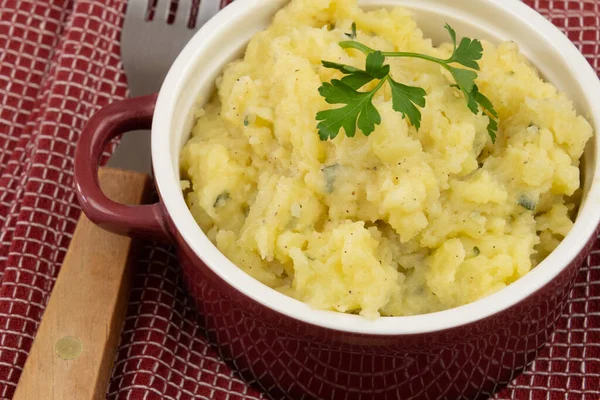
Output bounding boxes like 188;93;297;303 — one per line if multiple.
13;2;225;399
109;0;222;172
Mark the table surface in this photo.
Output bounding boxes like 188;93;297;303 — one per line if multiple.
0;0;598;399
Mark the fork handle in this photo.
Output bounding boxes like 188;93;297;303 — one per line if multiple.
14;168;150;400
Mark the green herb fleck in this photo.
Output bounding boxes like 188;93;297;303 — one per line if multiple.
214;192;230;208
321;164;339;193
473;246;480;256
518;195;536;211
345;22;357;39
243;117;249;126
317;23;498;143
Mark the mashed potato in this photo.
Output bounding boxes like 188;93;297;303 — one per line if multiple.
180;0;593;318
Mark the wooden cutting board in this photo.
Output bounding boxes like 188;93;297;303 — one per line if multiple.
13;168;151;400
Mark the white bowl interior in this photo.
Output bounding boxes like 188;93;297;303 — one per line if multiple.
153;0;600;334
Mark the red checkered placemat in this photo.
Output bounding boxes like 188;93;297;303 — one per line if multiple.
0;1;598;399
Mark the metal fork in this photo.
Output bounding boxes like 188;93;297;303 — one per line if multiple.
109;0;222;172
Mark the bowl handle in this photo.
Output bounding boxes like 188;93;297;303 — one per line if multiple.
74;93;171;242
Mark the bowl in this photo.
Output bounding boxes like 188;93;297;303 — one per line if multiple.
74;0;600;398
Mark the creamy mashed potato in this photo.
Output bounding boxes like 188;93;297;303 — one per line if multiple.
180;0;593;318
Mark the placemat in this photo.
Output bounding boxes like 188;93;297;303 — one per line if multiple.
0;0;598;399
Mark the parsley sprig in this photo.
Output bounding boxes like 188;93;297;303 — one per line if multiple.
316;24;498;143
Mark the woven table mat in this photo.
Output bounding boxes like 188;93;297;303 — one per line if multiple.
0;0;598;399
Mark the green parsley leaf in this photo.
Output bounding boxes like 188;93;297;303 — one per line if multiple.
318;24;499;142
451;38;483;70
357;98;381;134
445;23;457;50
388;78;426;130
321;61;362;74
321;60;375;89
451;83;479;115
322;60;375;89
449;67;477;93
453;83;499;143
316;80;381;140
449;66;479;116
365;51;389;79
444;23;482;70
471;84;499;142
473;86;498;118
486;118;498;143
319;79;357;104
341;72;375;90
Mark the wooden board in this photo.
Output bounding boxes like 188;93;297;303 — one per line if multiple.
13;168;150;400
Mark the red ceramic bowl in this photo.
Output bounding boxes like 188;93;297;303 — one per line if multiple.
75;0;600;398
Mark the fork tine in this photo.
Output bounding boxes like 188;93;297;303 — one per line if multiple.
154;0;171;22
124;0;149;22
196;0;221;28
175;0;192;26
